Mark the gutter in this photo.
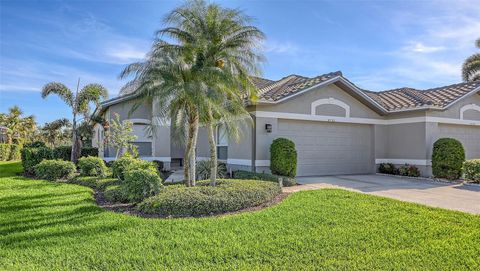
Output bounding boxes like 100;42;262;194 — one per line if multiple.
251;113;256;173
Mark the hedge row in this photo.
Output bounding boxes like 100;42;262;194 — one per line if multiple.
233;170;297;187
138;179;281;217
464;159;480;183
0;144;22;161
378;163;420;177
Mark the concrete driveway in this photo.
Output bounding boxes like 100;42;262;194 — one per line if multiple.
286;174;480;215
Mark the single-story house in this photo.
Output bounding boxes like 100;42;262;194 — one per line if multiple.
92;71;480;177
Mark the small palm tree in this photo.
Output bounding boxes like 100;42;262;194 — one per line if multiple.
0;106;37;144
41;80;108;163
41;118;71;147
462;38;480;82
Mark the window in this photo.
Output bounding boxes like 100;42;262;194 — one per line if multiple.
216;125;228;160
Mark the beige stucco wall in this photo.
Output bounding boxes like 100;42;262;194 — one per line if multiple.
427;93;480;119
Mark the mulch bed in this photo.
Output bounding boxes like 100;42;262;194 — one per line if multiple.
94;190;290;219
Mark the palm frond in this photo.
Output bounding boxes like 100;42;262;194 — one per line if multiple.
41;82;74;107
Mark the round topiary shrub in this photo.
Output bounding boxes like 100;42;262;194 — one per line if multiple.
125;159;158;176
78;156;108;177
111;154;137;180
34;159;76;181
138;179;282;217
122;169;163;202
270;138;297;178
432;138;465;180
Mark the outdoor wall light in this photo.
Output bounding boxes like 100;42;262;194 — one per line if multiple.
265;123;272;133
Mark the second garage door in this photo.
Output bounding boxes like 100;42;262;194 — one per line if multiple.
277;119;374;176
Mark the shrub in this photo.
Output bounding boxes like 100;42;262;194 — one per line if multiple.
378;163;396;174
233;170;297;187
78;156;108;177
122;169;163;202
24;141;46;148
81;147;98;157
270;138;297;178
111;154;137;180
464;159;480;183
125;159;158;176
21;147;54;175
0;144;11;161
104;185;129;203
432;138;465;180
53;146;72;161
196;160;227;180
138;179;281;217
34;159;76;181
68;176;118;190
398;164;421;177
8;144;22;160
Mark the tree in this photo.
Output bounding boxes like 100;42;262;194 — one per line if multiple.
462;38;480;82
106;113;138;158
121;0;264;186
40;118;71;147
41;80;108;163
0;106;37;144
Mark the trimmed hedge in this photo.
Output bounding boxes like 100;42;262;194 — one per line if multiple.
81;147;98;157
233;170;297;187
270;138;297;178
111;154;137;180
21;147;54;175
78;156;108;177
34;159;76;181
464;159;480;183
68;176;118;190
122;169;163;202
53;146;71;161
104;185;129;203
138;179;281;217
432;138;465;180
24;141;46;148
0;144;22;161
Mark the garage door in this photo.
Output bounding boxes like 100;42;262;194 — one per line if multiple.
437;124;480;159
277;119;374;176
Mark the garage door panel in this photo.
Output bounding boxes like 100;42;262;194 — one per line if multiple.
277;119;373;176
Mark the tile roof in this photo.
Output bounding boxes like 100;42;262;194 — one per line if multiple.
252;72;480;112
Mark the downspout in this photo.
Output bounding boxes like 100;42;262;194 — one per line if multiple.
251;113;257;173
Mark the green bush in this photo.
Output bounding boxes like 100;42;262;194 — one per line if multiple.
68;176;118;190
432;138;465;180
21;147;54;175
53;146;72;161
196;160;227;180
81;147;98;157
398;164;421;177
8;144;22;160
122;169;163;202
104;185;129;203
78;156;108;177
34;159;76;181
125;159;158;176
270;138;297;178
0;144;11;161
24;141;46;148
378;163;396;174
233;170;297;187
138;179;281;217
464;159;480;183
111;154;137;180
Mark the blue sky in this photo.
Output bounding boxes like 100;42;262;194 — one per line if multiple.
1;0;479;125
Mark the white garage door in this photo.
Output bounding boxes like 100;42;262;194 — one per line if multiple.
277;119;374;176
437;124;480;159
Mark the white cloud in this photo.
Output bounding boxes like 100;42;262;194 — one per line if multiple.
106;46;146;62
264;40;299;54
403;42;445;53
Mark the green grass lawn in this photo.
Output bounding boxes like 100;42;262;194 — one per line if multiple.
1;161;479;270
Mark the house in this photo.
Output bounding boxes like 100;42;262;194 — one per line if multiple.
92;71;480;177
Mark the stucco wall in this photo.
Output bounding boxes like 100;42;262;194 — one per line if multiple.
427;93;480;119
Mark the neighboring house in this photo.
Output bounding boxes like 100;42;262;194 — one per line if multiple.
92;71;480;177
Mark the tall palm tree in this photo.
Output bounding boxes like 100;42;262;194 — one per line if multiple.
41;80;108;163
41;118;71;147
122;0;264;186
462;38;480;82
0;106;37;144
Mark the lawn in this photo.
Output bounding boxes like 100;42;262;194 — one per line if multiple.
0;161;479;270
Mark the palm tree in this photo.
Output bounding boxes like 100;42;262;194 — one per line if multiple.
462;38;480;82
121;0;264;186
41;80;108;163
41;118;71;147
0;106;37;144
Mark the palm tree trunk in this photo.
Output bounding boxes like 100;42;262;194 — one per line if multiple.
71;114;80;163
183;111;199;186
206;111;217;186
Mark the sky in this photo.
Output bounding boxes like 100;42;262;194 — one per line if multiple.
1;0;479;125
